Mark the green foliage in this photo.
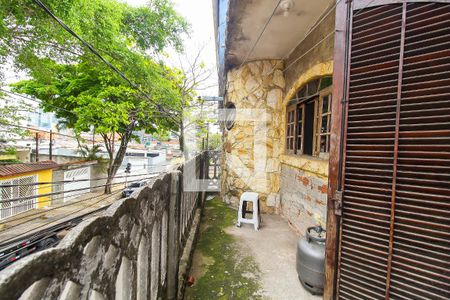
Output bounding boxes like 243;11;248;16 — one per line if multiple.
152;130;170;142
0;0;188;68
77;144;104;161
0;100;31;142
77;144;109;172
3;0;187;135
2;146;17;155
2;0;188;136
1;0;189;190
207;133;222;150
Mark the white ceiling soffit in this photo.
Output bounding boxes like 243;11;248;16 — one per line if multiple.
225;0;335;68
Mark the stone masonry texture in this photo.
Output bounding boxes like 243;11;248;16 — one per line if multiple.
221;10;335;231
221;60;284;212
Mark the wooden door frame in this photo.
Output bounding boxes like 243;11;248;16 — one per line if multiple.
323;0;351;298
324;1;450;298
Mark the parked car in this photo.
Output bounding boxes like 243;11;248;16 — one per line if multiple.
122;181;147;198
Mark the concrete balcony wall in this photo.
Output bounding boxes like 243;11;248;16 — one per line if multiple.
0;154;208;300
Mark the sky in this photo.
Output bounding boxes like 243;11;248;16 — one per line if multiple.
125;0;219;97
3;0;219;97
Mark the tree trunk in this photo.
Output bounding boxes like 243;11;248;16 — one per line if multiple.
179;121;184;152
104;128;134;194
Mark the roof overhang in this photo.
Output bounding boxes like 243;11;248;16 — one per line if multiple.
214;0;335;95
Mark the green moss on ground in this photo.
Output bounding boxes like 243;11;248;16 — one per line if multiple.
185;198;262;299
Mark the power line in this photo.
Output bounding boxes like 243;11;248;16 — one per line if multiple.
0;174;157;211
0;120;94;142
31;0;181;124
1;88;143;142
0;171;161;188
239;0;282;69
266;0;378;75
0;88;178;120
283;31;335;72
0;189;122;246
0;188;121;227
0;175;156;205
264;0;341;77
0;88;74;116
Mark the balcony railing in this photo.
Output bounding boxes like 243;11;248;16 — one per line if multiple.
0;152;214;300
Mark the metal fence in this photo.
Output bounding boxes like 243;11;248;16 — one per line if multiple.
0;175;37;220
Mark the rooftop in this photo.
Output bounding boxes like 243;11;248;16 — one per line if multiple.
0;161;59;178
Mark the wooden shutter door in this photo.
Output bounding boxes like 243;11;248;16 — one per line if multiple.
336;1;450;299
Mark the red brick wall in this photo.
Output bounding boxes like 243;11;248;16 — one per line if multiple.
280;164;327;234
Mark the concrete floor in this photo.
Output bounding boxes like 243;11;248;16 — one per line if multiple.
226;214;322;300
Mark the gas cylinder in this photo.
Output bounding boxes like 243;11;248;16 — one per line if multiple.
296;225;326;295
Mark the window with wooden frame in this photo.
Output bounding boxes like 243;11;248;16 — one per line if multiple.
285;77;332;157
286;106;296;154
314;87;332;157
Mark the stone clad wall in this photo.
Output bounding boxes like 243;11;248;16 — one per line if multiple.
221;60;284;212
220;11;335;231
0;155;207;300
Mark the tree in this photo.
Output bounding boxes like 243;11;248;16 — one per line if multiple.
0;91;32;144
173;46;217;152
77;144;108;172
2;0;188;193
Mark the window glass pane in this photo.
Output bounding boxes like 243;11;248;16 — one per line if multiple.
321;116;328;133
322;96;329;114
319;77;332;90
298;86;306;99
307;79;320;96
296;105;304;153
320;136;327;152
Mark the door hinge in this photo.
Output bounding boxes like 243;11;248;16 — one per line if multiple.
334;190;343;216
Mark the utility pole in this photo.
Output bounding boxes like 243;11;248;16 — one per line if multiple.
206;123;210;151
35;132;39;162
49;130;53;161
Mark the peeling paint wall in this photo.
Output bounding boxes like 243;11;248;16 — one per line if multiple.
280;162;328;234
284;8;335;94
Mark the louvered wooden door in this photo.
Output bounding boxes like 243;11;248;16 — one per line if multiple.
337;1;450;299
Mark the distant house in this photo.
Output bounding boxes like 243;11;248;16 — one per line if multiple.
0;161;59;220
52;160;97;203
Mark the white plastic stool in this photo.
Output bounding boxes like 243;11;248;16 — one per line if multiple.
237;192;260;231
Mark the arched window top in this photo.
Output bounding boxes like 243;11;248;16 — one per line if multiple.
286;76;333;158
288;76;332;106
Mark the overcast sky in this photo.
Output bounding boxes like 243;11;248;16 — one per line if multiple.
4;0;218;97
125;0;218;97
